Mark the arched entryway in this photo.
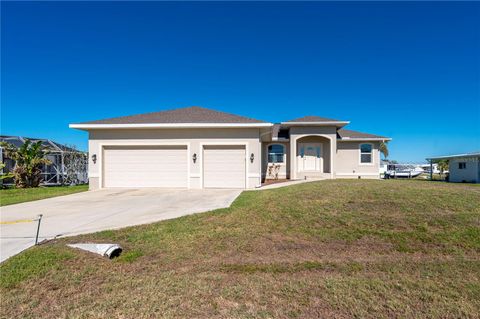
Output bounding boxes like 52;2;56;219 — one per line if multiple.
294;135;332;179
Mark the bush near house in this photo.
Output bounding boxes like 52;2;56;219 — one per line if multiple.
1;180;479;318
0;140;51;188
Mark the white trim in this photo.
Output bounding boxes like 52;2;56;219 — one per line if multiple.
70;123;273;130
247;174;261;178
281;121;349;126
359;142;374;166
98;142;190;189
200;142;248;189
189;174;201;178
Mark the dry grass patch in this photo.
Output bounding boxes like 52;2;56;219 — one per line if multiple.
1;180;479;318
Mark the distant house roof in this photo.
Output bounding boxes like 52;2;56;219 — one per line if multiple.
337;129;390;141
0;136;82;153
426;152;480;161
77;106;268;125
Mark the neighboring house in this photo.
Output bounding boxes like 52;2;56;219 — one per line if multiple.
0;135;88;186
70;106;391;190
427;152;480;183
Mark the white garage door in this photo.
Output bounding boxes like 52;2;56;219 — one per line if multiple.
203;145;246;189
103;146;188;188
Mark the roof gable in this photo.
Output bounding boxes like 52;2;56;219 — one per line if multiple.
283;115;345;123
79;106;268;125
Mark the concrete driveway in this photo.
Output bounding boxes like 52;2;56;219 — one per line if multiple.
0;188;241;262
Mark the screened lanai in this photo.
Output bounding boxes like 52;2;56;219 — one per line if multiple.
0;135;88;186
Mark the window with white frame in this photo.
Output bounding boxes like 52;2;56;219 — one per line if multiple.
360;143;373;164
268;144;285;163
458;162;466;169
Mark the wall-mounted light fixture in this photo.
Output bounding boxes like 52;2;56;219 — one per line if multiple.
250;153;254;163
92;154;97;164
192;153;197;163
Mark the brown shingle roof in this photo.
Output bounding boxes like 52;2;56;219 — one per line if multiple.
283;115;345;123
338;129;388;139
80;106;268;124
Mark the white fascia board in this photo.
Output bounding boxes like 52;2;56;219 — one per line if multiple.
69;123;274;130
280;121;350;126
426;153;480;160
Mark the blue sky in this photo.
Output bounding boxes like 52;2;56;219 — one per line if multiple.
1;1;479;162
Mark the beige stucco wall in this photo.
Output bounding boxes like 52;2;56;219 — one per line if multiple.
262;141;290;180
289;126;337;179
336;141;380;178
448;157;479;183
87;128;262;190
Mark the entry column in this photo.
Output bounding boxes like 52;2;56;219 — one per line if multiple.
290;136;297;180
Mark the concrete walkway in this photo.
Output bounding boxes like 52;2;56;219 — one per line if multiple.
0;188;241;262
255;179;325;190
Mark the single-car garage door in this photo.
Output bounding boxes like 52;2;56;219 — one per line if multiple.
103;146;188;188
203;145;246;188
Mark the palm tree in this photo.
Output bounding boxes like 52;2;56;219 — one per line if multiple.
0;163;14;181
437;160;449;180
0;139;51;188
379;141;389;159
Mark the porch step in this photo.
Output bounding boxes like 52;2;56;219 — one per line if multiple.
298;172;331;180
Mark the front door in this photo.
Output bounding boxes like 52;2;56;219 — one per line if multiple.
299;143;322;172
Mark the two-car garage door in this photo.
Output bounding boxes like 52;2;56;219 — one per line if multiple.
102;145;246;189
103;146;188;188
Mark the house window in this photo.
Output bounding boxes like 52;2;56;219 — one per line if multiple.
459;162;466;169
268;144;285;163
360;143;373;164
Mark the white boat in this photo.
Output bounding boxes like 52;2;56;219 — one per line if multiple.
386;164;424;178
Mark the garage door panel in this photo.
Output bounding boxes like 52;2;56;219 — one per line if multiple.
203;146;245;189
103;146;188;188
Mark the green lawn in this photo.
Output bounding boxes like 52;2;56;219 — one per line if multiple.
0;185;88;206
1;180;479;318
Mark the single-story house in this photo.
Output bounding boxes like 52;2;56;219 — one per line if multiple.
70;106;391;190
427;152;480;183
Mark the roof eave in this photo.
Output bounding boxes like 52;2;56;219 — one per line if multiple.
426;153;480;161
69;123;274;130
280;121;350;127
